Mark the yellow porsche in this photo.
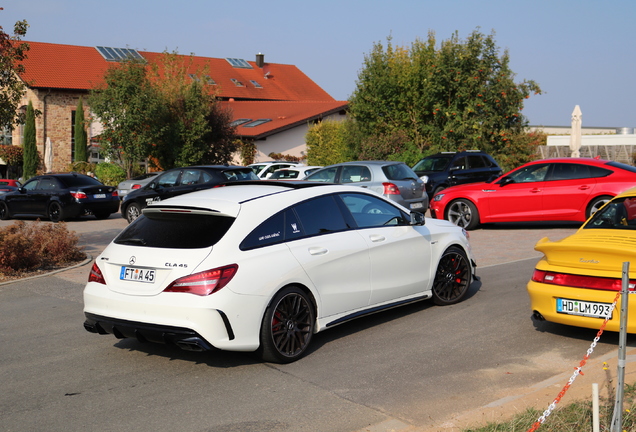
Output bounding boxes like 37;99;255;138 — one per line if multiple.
527;187;636;333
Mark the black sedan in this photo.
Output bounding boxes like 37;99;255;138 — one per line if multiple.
120;165;259;223
0;173;120;222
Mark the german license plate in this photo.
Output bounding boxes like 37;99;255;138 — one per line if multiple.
94;194;106;199
410;202;423;209
556;298;612;319
120;266;156;283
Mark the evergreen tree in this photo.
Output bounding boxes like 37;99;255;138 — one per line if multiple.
22;100;38;179
74;98;87;162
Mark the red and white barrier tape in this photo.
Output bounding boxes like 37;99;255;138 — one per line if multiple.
526;290;621;432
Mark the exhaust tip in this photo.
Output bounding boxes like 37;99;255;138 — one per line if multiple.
174;337;212;352
532;311;545;321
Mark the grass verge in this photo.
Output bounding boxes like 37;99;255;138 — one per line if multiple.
464;382;636;431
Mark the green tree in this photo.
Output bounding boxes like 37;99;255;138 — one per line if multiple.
89;59;161;178
90;52;237;176
306;118;359;166
22;100;37;179
73;98;87;162
349;29;542;166
0;8;29;131
149;52;236;169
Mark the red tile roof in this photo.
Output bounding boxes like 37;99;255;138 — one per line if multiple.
221;100;348;139
18;41;335;102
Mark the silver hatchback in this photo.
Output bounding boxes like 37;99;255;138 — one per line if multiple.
304;161;428;212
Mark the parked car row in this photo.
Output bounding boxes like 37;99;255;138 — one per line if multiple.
0;173;119;222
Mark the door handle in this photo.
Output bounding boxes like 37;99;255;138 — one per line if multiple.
578;185;591;190
369;234;386;242
530;188;542;193
308;247;328;256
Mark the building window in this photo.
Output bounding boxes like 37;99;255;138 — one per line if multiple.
0;125;12;146
189;74;216;85
18;105;26;145
230;78;244;87
71;110;76;161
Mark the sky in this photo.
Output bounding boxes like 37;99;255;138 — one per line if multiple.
3;0;636;128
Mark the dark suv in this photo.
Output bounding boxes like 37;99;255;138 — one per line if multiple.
412;150;502;198
120;165;258;223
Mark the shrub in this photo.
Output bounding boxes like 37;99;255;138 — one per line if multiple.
0;220;85;276
95;162;126;186
67;161;95;174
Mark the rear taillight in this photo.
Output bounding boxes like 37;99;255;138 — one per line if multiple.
131;184;142;190
71;191;87;199
382;182;400;195
164;264;238;296
111;190;118;197
531;269;636;291
88;262;106;285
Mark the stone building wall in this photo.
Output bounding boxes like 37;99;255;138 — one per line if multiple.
13;87;89;173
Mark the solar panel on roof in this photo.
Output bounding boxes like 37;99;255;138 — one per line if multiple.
243;119;271;128
225;58;252;69
95;46;145;62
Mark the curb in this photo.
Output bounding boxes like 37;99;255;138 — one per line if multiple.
0;254;93;287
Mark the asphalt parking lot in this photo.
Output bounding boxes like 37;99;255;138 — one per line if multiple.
5;213;626;432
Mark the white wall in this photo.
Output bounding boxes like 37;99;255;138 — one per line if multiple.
547;134;636;146
248;112;347;163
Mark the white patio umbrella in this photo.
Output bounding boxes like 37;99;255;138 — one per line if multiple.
569;105;582;158
44;136;53;172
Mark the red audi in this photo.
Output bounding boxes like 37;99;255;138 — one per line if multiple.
429;158;636;230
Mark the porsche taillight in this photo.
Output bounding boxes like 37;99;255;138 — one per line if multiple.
532;269;636;291
88;262;106;285
164;264;238;296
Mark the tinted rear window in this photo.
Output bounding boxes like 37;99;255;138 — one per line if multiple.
607;161;636;174
382;164;418;181
58;175;103;187
115;213;235;249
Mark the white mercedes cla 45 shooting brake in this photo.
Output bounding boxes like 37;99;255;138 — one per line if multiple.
83;181;477;363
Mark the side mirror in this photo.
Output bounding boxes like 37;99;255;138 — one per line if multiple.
18;186;26;193
499;176;514;187
410;211;425;226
